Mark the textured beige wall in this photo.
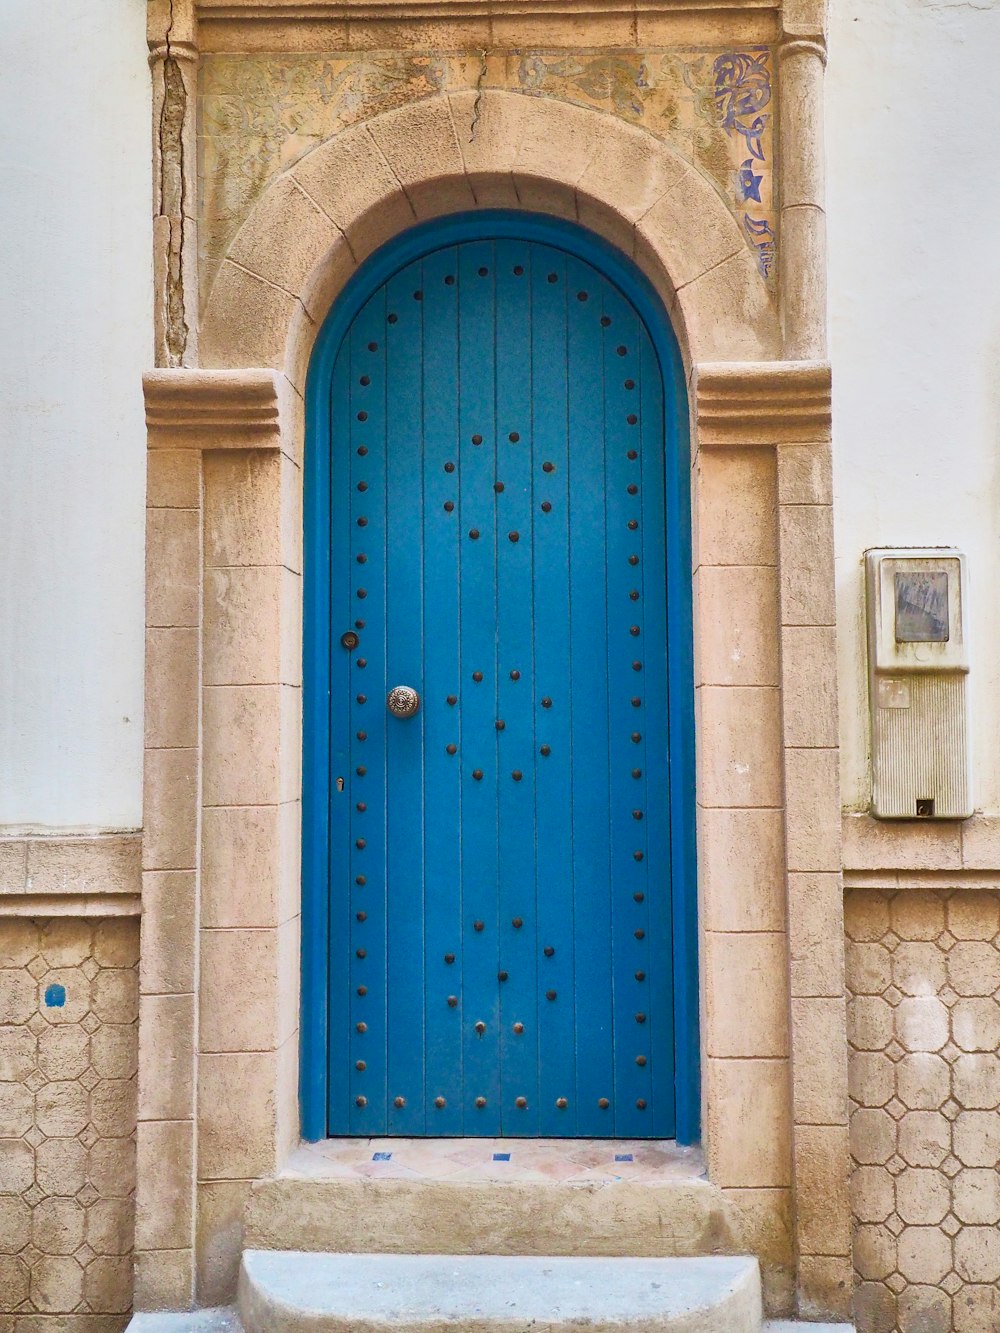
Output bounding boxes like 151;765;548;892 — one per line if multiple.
847;889;1000;1333
0;918;138;1328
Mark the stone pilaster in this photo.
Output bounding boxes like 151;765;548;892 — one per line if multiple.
778;31;828;360
695;361;849;1321
140;370;300;1305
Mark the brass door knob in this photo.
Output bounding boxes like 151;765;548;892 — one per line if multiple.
386;686;420;718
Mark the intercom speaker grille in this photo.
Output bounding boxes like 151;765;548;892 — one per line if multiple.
873;674;969;818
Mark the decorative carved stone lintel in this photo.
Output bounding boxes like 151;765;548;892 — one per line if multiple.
144;368;288;450
693;359;831;446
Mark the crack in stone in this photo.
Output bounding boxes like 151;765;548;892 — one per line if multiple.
158;0;190;367
469;48;489;143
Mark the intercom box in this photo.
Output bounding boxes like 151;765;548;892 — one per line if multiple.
865;548;971;820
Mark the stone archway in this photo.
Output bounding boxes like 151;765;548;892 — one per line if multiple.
199;89;781;398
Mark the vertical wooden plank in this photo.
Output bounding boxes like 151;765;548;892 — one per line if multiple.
384;261;427;1134
531;244;577;1136
347;289;390;1133
602;285;654;1138
566;254;615;1138
639;330;676;1139
457;240;502;1133
494;239;539;1135
323;332;352;1134
421;245;465;1134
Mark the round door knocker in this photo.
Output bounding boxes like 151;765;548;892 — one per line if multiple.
386;686;420;718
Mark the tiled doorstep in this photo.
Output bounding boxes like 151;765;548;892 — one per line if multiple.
284;1136;706;1184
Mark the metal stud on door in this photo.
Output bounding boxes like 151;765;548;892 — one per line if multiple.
323;235;677;1138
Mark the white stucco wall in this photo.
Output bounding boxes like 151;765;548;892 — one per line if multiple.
1;0;995;828
0;0;150;831
827;0;1000;813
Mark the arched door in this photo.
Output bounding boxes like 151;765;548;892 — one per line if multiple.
303;214;696;1141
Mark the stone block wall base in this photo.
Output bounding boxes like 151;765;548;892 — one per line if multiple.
0;917;138;1324
846;887;1000;1331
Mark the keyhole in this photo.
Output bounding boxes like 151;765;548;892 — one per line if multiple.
336;777;345;792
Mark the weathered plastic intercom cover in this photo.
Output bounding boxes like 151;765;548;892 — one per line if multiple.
866;548;971;820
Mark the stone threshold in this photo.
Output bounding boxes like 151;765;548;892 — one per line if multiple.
284;1135;706;1185
246;1138;731;1257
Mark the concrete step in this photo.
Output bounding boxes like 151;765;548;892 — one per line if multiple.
238;1251;763;1333
126;1309;857;1333
764;1324;855;1332
126;1313;244;1333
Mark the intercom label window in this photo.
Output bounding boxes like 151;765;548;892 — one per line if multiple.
894;570;949;643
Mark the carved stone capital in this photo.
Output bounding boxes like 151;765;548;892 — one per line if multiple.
144;368;289;450
693;360;831;446
148;39;199;66
778;36;828;66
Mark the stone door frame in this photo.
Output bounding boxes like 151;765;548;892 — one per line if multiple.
139;78;849;1320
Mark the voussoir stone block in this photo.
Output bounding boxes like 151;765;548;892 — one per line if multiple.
578;121;688;239
672;248;781;361
228;173;341;305
368;97;474;218
638;167;745;291
448;90;523;207
291;123;413;263
202;261;306;376
512;96;607;215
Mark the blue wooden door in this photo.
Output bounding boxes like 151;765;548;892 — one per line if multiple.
319;232;680;1139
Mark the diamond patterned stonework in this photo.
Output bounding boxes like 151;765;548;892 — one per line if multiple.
0;918;138;1327
847;890;1000;1333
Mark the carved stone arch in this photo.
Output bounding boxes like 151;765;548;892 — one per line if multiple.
200;89;781;392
